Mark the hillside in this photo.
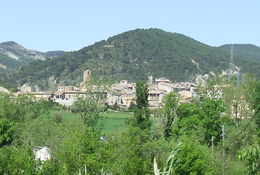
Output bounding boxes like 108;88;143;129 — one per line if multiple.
0;41;65;72
219;44;260;62
2;28;260;91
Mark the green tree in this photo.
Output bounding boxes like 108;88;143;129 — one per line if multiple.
239;143;260;174
162;91;178;140
74;96;103;128
225;120;258;158
172;138;212;174
128;81;151;130
0;93;22;122
103;126;152;174
0;146;36;174
17;116;64;149
0;118;16;147
173;103;201;138
154;138;212;175
250;82;260;129
200;97;227;146
174;97;228;146
57;127;103;174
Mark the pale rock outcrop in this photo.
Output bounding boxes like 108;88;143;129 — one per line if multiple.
0;86;10;93
20;83;32;92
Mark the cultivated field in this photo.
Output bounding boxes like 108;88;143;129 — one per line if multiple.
49;109;160;134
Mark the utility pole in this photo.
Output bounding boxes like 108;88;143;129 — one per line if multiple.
228;45;234;80
236;70;240;88
212;136;214;171
223;125;226;175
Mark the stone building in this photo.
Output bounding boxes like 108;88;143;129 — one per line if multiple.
83;70;91;83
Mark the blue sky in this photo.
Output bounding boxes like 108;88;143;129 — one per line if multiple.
1;0;259;52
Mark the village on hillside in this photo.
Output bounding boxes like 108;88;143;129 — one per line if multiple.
15;70;197;109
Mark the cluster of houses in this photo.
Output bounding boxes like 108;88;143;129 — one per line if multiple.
17;70;197;109
107;78;196;109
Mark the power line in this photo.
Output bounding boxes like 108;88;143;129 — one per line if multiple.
223;125;226;175
234;71;260;138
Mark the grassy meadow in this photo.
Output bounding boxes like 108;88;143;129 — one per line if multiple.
49;109;160;134
101;111;133;133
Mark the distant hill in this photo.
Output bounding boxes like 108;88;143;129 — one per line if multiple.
45;50;66;58
2;29;260;91
0;41;65;72
219;44;260;62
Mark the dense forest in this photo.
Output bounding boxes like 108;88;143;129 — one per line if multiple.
219;44;260;62
1;28;260;91
1;75;260;174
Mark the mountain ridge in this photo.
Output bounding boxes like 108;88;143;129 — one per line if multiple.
1;28;260;91
0;41;65;72
219;44;260;62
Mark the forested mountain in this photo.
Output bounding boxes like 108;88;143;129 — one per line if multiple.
2;29;260;91
219;44;260;62
0;41;65;72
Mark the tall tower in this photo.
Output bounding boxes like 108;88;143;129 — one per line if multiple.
236;70;240;88
228;45;234;80
147;75;153;85
83;70;91;83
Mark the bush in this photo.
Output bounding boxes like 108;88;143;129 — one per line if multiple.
52;111;63;123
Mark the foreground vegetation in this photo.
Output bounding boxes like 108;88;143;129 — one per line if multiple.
1;75;260;174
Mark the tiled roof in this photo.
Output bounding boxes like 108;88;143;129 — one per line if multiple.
54;91;64;96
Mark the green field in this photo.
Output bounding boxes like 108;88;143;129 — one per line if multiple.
49;110;159;133
101;111;133;133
